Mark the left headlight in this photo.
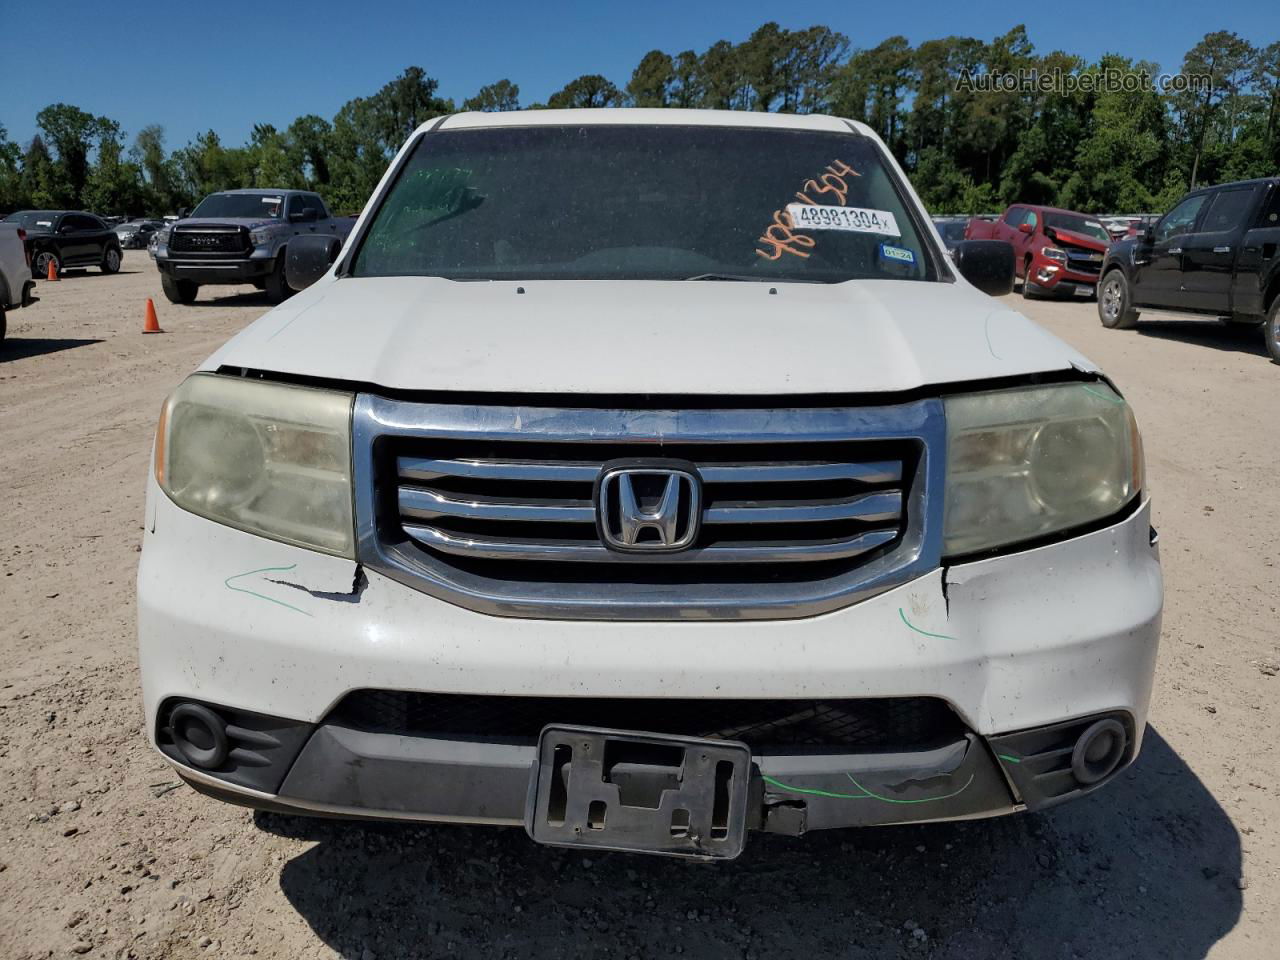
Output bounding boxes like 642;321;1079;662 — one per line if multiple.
154;374;355;557
943;382;1143;556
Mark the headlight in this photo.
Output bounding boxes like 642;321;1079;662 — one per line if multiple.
155;374;355;557
943;382;1142;555
1041;246;1067;263
250;227;274;246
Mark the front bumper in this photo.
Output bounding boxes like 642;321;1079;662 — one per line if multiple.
1027;262;1101;297
138;483;1162;833
154;249;274;284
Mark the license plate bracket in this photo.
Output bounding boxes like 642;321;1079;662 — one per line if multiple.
1074;284;1095;297
525;725;751;860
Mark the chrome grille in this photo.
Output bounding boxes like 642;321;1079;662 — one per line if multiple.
353;397;946;620
396;447;905;564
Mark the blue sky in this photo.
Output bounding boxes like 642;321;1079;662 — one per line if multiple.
1;0;1274;152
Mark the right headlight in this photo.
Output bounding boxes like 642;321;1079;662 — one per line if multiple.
155;374;355;557
943;382;1143;555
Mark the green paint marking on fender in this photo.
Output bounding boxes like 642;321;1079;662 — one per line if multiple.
845;773;976;805
898;607;957;642
997;753;1022;764
224;564;314;617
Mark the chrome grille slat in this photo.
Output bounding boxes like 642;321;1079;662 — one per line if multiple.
700;461;902;484
403;523;898;564
397;456;903;486
398;487;595;524
703;491;901;525
399;457;601;483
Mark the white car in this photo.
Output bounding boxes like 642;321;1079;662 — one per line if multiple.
0;223;37;341
138;109;1162;859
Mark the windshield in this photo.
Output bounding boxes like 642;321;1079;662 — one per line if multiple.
5;211;59;230
352;125;937;283
1044;212;1110;243
190;193;285;219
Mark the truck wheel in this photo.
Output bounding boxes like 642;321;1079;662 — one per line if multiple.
1098;271;1139;329
263;253;292;304
101;247;122;274
1022;276;1041;299
1265;299;1280;365
33;250;60;280
161;272;198;304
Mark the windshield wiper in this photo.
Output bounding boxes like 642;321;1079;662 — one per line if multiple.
686;273;773;281
684;273;827;283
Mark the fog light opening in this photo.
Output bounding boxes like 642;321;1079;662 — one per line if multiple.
1070;718;1127;785
169;703;230;769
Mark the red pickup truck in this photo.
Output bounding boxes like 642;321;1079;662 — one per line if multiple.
965;204;1111;299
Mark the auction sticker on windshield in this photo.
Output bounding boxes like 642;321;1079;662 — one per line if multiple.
786;204;900;236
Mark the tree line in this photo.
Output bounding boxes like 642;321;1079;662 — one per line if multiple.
0;24;1276;219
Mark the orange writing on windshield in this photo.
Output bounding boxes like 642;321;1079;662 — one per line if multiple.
757;160;861;260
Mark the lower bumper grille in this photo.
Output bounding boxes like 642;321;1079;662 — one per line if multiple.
330;690;966;751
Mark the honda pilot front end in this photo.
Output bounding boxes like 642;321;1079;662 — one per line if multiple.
138;109;1161;859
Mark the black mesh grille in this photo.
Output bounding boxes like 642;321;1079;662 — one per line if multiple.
330;690;964;750
170;228;249;254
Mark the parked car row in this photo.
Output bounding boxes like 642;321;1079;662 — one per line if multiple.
115;219;165;249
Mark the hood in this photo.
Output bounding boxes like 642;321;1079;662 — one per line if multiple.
176;217;281;230
1046;226;1109;252
203;277;1096;395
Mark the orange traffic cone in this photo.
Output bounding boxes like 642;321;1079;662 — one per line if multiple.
142;298;164;334
46;258;58;281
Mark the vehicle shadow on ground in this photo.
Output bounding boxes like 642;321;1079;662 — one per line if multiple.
183;292;273;308
1136;321;1269;359
262;729;1240;959
0;338;102;362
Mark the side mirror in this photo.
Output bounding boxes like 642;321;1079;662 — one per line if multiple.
177;208;190;219
1017;221;1033;234
289;207;319;223
1142;225;1156;243
952;239;1015;296
286;233;341;291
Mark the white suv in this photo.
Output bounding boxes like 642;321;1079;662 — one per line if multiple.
138;110;1161;859
0;223;37;341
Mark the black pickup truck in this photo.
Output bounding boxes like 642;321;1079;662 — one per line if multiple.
1097;177;1280;363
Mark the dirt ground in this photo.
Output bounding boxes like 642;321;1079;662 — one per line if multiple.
1;253;1277;959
